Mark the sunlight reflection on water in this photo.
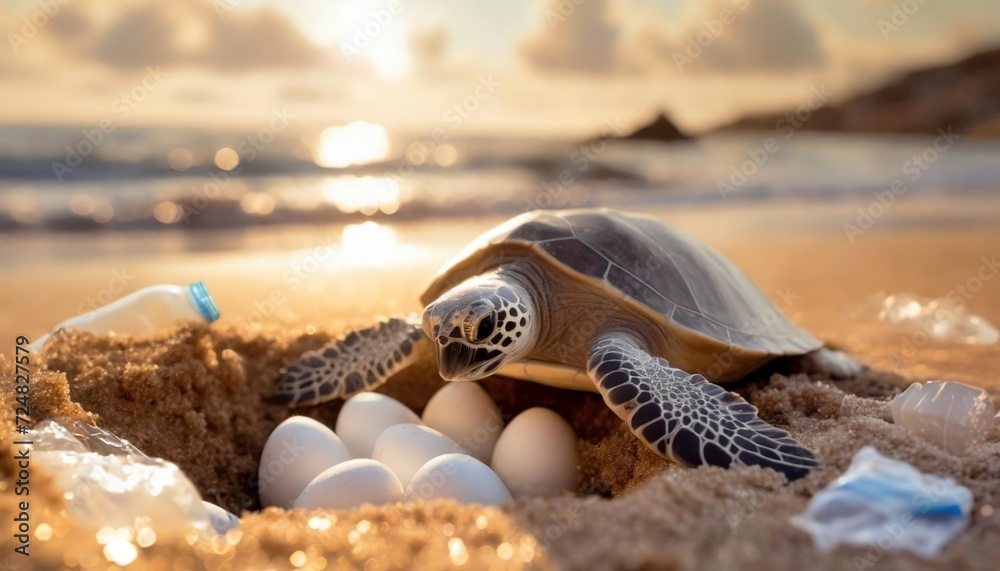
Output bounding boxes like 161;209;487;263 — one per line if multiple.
305;221;431;268
322;177;401;215
313;121;390;168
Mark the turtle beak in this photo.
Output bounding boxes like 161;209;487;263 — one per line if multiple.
436;341;499;381
437;343;468;381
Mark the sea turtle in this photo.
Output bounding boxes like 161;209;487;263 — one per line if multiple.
274;209;862;480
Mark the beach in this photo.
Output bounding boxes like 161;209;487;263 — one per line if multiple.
2;195;1000;570
5;195;1000;389
4;0;1000;567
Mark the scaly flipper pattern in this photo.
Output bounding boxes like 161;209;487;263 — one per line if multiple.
587;332;820;481
273;317;426;407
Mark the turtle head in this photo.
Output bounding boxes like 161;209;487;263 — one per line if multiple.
423;273;536;381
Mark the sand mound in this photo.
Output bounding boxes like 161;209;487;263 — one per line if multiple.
2;324;998;570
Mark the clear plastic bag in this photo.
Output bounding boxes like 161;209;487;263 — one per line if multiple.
849;291;998;345
31;419;232;535
792;447;972;558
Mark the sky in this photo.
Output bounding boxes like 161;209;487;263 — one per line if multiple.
1;0;998;138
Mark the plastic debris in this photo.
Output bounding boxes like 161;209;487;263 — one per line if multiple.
202;501;241;533
30;282;220;351
849;292;998;345
30;419;220;536
792;447;972;558
34;417;151;457
892;381;995;455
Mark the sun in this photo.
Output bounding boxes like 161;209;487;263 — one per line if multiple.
286;2;412;79
370;40;412;79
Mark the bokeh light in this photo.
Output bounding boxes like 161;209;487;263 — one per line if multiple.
168;148;194;171
153;201;181;224
91;202;115;223
240;192;276;216
434;143;458;166
7;193;42;223
214;148;240;171
70;194;96;216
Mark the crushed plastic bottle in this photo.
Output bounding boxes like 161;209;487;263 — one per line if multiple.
30;419;222;536
892;381;995;455
29;281;220;351
792;447;972;558
849;292;999;345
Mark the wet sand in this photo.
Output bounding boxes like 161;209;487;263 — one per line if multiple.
2;197;1000;570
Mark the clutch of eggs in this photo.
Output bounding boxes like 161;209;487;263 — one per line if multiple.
259;386;580;510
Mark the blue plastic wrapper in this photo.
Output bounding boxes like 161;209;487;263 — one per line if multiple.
792;446;972;558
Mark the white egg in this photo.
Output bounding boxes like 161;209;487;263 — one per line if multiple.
335;393;422;458
258;416;352;509
421;382;503;463
201;501;240;533
293;459;403;510
373;424;466;487
491;407;579;497
405;453;512;506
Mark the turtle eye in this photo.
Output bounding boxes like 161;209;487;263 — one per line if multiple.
473;314;495;342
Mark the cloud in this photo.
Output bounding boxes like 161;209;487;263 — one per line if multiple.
636;0;826;74
278;83;346;103
46;1;328;72
90;3;185;68
520;0;621;75
518;0;823;76
44;3;93;46
203;8;324;70
408;27;449;74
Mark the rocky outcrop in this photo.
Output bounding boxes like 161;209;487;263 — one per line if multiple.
621;112;691;142
717;47;1000;136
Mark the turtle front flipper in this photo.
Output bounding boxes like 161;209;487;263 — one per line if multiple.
273;316;427;407
586;331;820;481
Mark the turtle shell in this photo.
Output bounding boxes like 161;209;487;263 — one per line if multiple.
421;209;821;355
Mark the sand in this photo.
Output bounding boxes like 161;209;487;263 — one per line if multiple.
2;200;1000;570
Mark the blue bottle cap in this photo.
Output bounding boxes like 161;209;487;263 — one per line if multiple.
188;281;220;322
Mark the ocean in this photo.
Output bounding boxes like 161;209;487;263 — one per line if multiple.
2;124;1000;260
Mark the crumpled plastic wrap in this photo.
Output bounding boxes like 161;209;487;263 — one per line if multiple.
31;418;236;535
792;447;973;558
850;292;999;345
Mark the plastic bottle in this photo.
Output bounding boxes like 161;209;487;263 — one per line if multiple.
30;282;220;351
891;380;995;455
